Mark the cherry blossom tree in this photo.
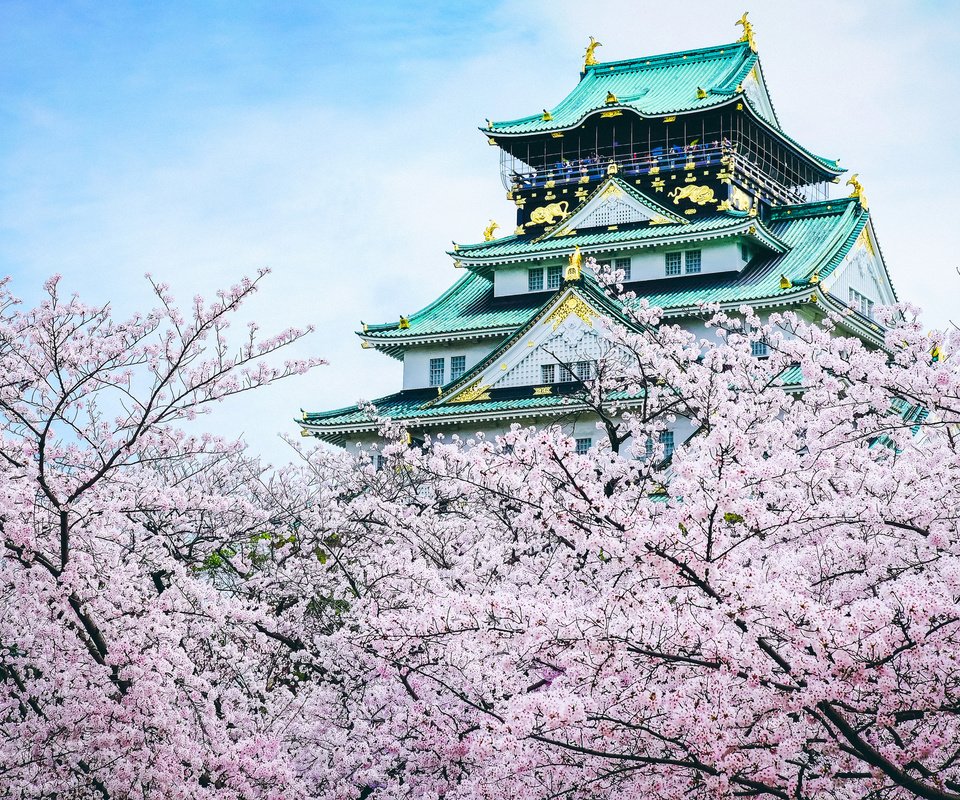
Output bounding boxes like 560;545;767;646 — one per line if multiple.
0;272;334;798
3;265;960;800
310;291;960;800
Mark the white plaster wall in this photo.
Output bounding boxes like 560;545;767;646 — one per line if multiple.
402;340;502;390
823;242;895;315
494;261;563;296
492;240;749;297
343;412;695;462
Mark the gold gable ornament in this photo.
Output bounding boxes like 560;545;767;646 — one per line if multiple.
483;220;500;241
542;109;553;121
696;86;708;99
546;295;594;330
451;380;491;404
583;36;602;69
398;315;410;329
564;246;583;281
605;91;619;105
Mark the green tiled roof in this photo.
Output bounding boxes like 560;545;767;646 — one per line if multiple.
484;41;840;175
303;387;638;442
361;271;538;343
488;42;761;135
452;214;784;261
363;198;871;346
634;198;868;309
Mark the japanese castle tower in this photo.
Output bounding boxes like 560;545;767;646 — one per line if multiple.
301;18;896;449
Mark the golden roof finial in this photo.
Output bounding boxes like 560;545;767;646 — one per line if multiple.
398;315;410;329
483;220;500;241
736;12;757;52
779;274;792;290
565;246;584;281
696;86;708;99
542;108;553;121
846;173;868;209
584;36;602;69
605;90;618;105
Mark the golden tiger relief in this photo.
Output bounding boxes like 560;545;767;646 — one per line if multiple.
668;185;718;206
527;201;570;226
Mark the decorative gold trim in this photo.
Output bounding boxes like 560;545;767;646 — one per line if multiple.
551;132;564;138
450;380;492;403
545;295;594;330
533;386;553;396
663;115;676;123
600;109;622;118
649;215;673;225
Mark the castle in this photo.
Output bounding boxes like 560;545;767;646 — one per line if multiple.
300;18;896;452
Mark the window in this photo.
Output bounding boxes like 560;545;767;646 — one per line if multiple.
665;252;682;276
661;430;675;459
849;288;874;319
558;364;574;383
429;357;445;386
540;364;555;384
376;455;387;471
684;249;702;274
450;355;466;380
574;360;594;381
614;256;632;281
746;321;768;358
528;268;544;292
644;431;676;461
547;265;563;290
575;437;592;455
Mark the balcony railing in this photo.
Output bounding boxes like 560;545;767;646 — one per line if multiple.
503;141;827;205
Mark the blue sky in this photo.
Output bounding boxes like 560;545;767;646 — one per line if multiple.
2;1;959;461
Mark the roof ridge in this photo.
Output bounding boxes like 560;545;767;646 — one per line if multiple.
586;40;749;72
768;196;859;221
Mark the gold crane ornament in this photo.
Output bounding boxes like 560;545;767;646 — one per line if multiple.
584;36;602;69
